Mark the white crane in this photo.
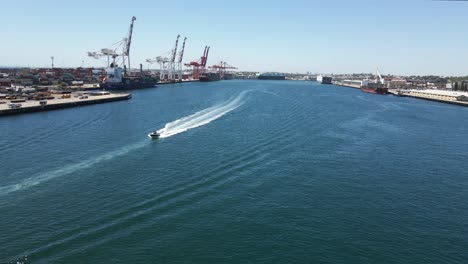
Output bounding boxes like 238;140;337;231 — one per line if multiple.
87;16;136;75
177;37;187;81
146;56;170;80
157;56;171;80
87;48;121;68
376;67;385;85
168;35;180;81
147;35;186;81
125;16;136;73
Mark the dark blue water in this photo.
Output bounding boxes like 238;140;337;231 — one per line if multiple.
1;80;467;263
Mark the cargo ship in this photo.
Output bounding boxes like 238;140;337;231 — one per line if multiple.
360;75;388;95
223;73;234;80
199;72;220;82
257;72;286;80
100;65;157;90
360;84;388;95
316;75;332;84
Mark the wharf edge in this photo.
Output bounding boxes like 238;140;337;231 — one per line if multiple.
0;93;131;116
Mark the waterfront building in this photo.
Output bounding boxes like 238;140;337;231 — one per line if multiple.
453;81;468;92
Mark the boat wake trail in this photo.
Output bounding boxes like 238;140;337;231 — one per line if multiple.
0;91;250;196
157;90;250;138
0;141;147;197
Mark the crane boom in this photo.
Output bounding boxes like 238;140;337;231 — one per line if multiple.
178;37;187;63
171;35;180;63
87;16;136;71
202;46;210;67
168;35;181;80
126;16;136;71
376;67;384;84
202;46;208;64
176;37;187;81
184;45;210;80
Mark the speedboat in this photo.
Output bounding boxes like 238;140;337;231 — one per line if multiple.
148;131;160;139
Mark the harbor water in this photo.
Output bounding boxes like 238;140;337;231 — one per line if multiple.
1;80;467;263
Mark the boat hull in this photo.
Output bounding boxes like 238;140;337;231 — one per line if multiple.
199;77;218;82
199;73;220;82
361;87;388;95
101;82;156;90
148;133;160;139
317;75;332;84
257;74;286;80
100;77;157;90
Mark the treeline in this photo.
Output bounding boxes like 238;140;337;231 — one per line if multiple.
449;76;468;82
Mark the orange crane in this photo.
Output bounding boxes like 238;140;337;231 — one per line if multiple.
209;61;237;80
185;46;210;80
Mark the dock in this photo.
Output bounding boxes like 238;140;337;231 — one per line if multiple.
157;79;199;85
331;81;468;107
388;89;468;107
0;93;131;116
332;81;361;89
36;79;200;91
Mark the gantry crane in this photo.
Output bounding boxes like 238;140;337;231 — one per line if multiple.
168;35;180;81
146;56;170;80
147;35;186;81
125;16;136;72
177;37;187;81
209;61;238;80
185;46;210;80
87;16;136;75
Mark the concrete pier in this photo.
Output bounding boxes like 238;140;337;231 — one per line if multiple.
157;79;200;85
388;89;468;107
0;93;131;116
332;81;361;89
35;79;200;91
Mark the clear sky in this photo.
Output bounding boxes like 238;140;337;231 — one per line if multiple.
1;0;467;75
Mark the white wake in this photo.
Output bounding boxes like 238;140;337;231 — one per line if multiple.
0;91;251;196
0;141;147;196
157;90;250;138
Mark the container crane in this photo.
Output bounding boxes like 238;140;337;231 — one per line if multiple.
87;16;136;75
202;46;210;68
177;37;187;81
87;48;121;67
145;58;157;73
147;35;185;81
168;35;180;81
185;46;210;80
146;56;169;80
157;56;171;80
209;61;237;80
146;58;157;64
125;16;136;73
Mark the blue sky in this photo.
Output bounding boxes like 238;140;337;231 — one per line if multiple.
1;0;467;75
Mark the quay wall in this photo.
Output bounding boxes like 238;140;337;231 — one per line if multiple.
332;81;361;89
0;93;131;116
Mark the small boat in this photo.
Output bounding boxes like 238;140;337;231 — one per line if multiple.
148;131;160;139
